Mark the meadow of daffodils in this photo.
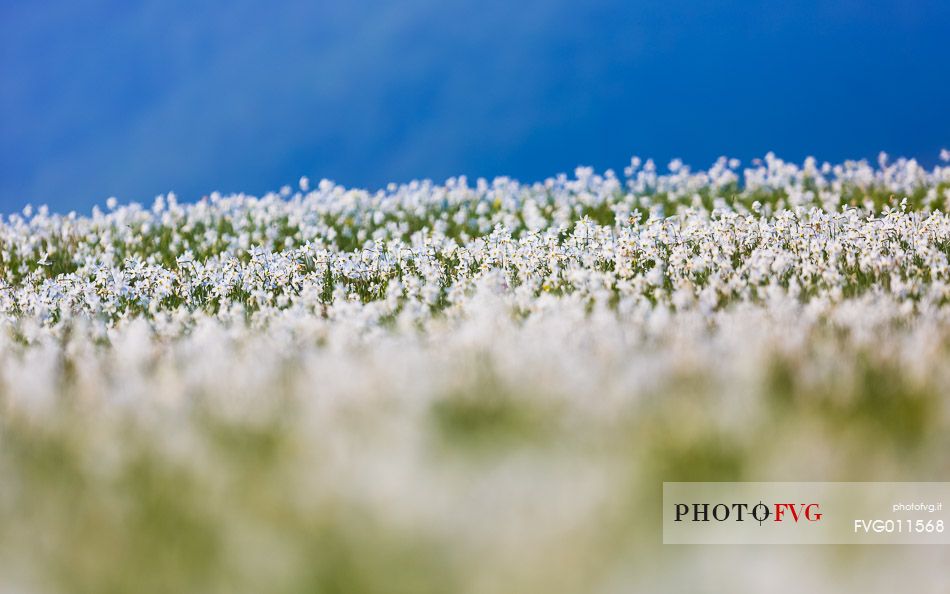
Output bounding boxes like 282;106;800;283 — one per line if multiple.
2;153;950;593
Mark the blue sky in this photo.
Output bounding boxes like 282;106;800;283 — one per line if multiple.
1;0;948;213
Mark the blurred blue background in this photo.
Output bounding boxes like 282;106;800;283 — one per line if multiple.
2;0;948;213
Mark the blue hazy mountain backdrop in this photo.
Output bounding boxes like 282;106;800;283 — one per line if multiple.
2;0;948;213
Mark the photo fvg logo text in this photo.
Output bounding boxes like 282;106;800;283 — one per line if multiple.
674;501;823;525
663;483;950;545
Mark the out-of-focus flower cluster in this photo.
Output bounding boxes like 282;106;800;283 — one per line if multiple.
2;153;950;594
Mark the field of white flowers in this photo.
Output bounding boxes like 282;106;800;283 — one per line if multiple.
2;153;950;593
